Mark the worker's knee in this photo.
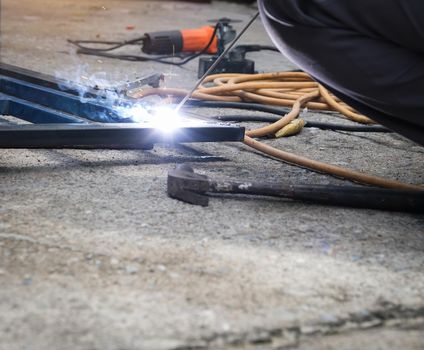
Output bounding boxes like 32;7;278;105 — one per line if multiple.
258;0;297;37
258;0;317;58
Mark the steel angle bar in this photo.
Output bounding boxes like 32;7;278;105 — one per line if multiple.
0;93;87;124
0;63;163;98
0;75;124;123
0;123;245;149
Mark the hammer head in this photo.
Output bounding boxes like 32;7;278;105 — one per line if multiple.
167;164;210;206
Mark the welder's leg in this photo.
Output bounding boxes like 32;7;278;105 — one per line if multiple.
258;0;424;145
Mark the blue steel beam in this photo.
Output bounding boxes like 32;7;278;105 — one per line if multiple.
0;76;126;123
0;93;87;124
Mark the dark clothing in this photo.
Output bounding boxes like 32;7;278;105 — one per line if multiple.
258;0;424;145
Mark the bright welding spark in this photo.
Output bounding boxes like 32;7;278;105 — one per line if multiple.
119;104;150;122
149;106;183;133
118;105;183;133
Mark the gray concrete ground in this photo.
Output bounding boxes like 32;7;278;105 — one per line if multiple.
0;1;423;349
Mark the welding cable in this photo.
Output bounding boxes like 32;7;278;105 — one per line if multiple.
131;72;423;191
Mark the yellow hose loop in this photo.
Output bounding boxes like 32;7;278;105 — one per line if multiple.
227;71;312;84
198;81;318;95
212;77;232;86
129;88;242;102
202;73;249;84
246;91;319;138
256;89;309;100
253;89;331;109
275;118;306;138
319;85;375;124
234;90;328;110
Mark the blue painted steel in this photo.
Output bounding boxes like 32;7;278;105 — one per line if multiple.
0;76;127;123
0;93;87;124
0;64;245;149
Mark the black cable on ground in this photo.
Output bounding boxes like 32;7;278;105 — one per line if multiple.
182;100;390;132
72;50;196;65
185;100;291;115
67;37;146;52
214;115;391;132
234;44;281;53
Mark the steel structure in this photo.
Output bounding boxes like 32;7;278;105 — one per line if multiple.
0;63;244;149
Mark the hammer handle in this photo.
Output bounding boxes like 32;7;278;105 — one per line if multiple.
209;181;424;213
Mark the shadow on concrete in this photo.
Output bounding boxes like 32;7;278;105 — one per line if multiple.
0;145;229;174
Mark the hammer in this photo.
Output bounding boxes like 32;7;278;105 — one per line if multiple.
167;164;424;212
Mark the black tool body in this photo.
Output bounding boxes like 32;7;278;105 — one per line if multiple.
209;180;424;213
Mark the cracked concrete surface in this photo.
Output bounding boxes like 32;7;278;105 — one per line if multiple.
0;1;423;349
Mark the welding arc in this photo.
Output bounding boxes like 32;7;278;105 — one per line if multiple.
130;72;423;191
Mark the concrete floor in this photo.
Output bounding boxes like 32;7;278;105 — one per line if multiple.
0;1;423;349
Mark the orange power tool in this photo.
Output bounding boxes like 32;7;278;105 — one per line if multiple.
143;25;219;55
69;18;237;61
142;19;237;55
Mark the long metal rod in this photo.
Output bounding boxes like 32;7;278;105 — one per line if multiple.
209;180;424;213
0;123;245;149
175;11;260;112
